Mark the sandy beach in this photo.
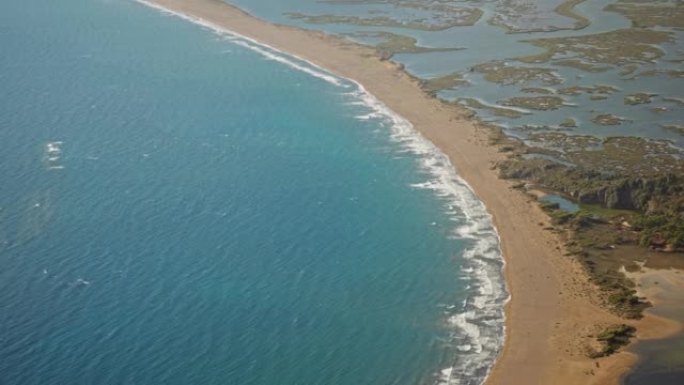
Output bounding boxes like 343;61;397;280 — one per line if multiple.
141;0;681;383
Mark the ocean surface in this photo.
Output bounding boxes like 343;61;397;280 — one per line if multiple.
0;1;506;384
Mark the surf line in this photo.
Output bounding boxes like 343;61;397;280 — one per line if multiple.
133;1;510;383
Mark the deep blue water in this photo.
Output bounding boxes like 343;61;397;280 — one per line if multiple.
0;1;505;384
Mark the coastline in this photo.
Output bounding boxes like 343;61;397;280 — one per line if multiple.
137;0;680;383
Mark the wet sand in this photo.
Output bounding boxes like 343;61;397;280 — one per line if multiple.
140;0;680;383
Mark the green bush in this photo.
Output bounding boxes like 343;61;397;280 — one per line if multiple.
588;324;636;358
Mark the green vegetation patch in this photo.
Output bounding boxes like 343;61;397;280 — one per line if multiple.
555;0;591;30
525;131;601;151
518;29;673;67
502;95;565;110
420;72;469;95
498;134;684;250
488;0;590;33
347;31;460;60
559;118;578;128
566;136;683;177
588;324;636;358
624;93;657;105
557;85;619;96
663;124;684;136
634;195;684;251
591;114;626;126
472;61;561;86
503;134;684;188
521;87;555;94
636;69;684;79
605;1;684;29
286;7;483;31
554;59;612;72
517;124;570;133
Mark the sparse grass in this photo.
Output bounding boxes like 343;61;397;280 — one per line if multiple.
473;61;561;86
502;96;565;111
587;324;636;358
578;204;635;219
348;31;460;60
518;29;672;66
554;0;590;30
420;72;469;95
286;7;482;31
625;93;657;106
605;2;684;29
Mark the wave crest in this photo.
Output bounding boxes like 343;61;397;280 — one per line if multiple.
345;87;508;385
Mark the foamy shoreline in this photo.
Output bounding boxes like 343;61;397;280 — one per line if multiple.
134;1;676;384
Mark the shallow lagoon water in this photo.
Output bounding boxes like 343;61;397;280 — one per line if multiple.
541;194;580;213
622;267;684;385
625;332;684;385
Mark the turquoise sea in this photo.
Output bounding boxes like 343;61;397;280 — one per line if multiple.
0;1;506;384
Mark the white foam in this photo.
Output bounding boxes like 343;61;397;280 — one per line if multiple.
342;86;508;385
46;143;62;154
44;141;64;170
439;367;454;383
75;278;91;286
134;2;509;383
229;39;344;87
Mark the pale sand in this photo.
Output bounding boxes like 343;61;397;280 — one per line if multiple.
141;0;681;383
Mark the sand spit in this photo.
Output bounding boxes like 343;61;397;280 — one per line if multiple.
138;1;678;383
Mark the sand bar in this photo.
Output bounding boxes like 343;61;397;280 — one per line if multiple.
140;0;681;383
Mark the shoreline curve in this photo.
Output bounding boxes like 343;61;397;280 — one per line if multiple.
133;1;679;384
